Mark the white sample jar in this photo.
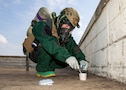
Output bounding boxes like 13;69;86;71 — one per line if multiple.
79;73;87;81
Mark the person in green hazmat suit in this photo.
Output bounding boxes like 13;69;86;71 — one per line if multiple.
29;7;88;78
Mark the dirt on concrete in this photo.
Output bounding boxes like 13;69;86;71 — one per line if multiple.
0;67;125;90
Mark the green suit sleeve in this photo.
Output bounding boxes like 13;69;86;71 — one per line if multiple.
65;36;86;62
32;21;71;62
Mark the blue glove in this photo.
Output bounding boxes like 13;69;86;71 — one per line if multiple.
80;60;89;72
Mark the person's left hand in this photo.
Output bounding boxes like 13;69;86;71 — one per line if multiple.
79;60;89;71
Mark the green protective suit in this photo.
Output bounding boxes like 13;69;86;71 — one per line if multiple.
32;21;86;72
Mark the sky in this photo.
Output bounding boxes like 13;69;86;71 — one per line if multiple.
0;0;100;56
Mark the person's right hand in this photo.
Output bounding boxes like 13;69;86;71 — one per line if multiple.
66;56;79;70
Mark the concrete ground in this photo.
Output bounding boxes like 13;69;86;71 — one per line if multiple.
0;67;125;90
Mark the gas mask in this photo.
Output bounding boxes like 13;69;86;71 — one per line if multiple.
59;28;71;46
58;17;74;46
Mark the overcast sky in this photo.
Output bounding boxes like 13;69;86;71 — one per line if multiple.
0;0;100;56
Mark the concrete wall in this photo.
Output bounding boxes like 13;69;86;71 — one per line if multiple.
79;0;126;83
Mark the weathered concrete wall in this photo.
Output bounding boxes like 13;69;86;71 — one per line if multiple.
0;56;36;68
79;0;126;83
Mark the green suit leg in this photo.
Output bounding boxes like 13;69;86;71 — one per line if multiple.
36;47;68;72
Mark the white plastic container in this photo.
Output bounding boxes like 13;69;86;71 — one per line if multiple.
79;73;87;81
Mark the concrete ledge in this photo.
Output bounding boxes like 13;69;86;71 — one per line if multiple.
0;56;36;68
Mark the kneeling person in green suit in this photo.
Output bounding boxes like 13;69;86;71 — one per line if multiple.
31;7;88;78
